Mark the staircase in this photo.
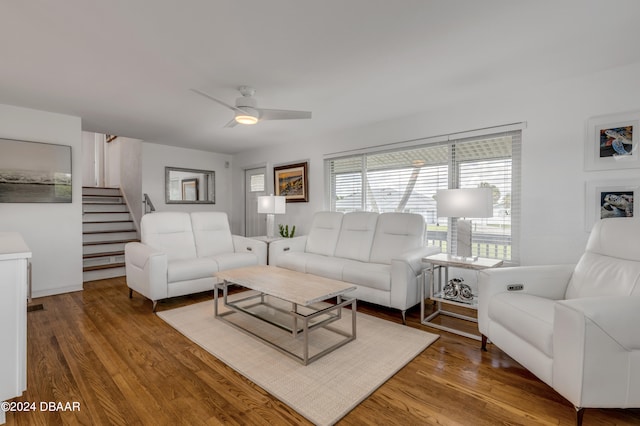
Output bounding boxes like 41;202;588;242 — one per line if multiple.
82;187;138;282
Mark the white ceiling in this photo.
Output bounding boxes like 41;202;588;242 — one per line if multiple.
2;0;640;154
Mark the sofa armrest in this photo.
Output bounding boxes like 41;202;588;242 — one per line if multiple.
477;264;574;335
124;242;169;301
389;245;441;310
394;245;442;275
553;296;640;407
268;236;308;266
232;235;267;265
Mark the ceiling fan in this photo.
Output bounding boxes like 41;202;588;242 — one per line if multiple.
191;86;312;127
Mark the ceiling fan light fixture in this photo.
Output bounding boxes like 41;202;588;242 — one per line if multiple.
234;108;259;125
235;114;258;125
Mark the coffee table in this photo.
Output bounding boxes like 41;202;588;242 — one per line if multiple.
214;265;357;365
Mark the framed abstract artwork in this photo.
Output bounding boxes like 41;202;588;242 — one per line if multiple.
0;138;72;203
585;111;639;171
274;161;308;202
585;179;638;232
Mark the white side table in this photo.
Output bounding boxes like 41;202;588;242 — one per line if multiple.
420;253;502;340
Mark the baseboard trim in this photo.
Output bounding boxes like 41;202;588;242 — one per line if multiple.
32;285;83;299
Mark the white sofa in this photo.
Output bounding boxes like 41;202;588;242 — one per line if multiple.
269;211;440;322
478;217;640;424
125;211;267;311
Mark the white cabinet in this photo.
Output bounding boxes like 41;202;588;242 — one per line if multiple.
0;233;31;425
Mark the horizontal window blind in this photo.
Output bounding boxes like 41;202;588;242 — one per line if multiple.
326;129;521;263
450;132;521;262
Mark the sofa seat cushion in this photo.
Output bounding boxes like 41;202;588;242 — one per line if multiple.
489;293;556;357
305;255;350;281
210;252;258;271
168;258;218;283
343;260;391;292
278;252;311;273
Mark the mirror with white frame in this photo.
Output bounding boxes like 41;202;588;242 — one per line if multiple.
165;166;215;204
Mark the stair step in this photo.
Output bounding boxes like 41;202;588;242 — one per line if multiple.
83;231;138;243
83;266;125;282
82;195;124;204
83;212;131;222
83;240;138;255
83;250;125;259
83;203;128;213
83;262;126;272
83;221;136;233
82;187;121;196
83;253;125;269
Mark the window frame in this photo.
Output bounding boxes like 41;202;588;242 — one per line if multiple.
325;128;522;264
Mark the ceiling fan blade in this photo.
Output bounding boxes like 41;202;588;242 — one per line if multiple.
223;117;239;128
259;108;312;121
190;88;239;112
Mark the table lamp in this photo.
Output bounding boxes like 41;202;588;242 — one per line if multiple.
436;188;493;260
257;195;286;238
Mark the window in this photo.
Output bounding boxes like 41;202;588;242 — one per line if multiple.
326;129;521;263
250;173;265;192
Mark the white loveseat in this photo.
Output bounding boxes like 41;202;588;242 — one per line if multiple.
125;211;267;311
478;217;640;424
269;211;440;322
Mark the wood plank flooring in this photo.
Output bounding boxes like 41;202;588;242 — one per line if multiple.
6;277;640;425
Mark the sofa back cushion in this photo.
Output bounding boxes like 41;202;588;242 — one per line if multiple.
141;212;196;261
305;212;344;256
334;212;379;262
190;212;234;257
369;213;425;265
566;217;640;298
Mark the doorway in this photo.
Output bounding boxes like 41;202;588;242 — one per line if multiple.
245;167;267;237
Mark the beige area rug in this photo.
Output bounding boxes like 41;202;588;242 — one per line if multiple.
157;293;439;426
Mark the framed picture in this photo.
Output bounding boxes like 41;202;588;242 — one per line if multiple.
0;138;72;203
585;179;639;231
585;110;639;170
181;178;198;201
274;161;308;202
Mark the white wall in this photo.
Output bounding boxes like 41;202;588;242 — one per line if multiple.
233;61;640;266
105;137;121;188
0;104;83;297
119;137;143;232
81;131;96;186
142;142;233;216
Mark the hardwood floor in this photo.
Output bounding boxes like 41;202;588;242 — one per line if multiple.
6;277;640;425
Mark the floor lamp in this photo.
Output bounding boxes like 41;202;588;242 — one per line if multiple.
436;188;493;260
257;195;286;238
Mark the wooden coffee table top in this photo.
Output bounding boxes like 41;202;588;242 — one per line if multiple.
215;265;356;306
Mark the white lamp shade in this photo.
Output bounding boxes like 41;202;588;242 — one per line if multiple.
436;188;493;218
257;195;286;214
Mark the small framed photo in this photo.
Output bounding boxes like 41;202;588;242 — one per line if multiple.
585;111;639;171
585;179;638;231
274;161;308;202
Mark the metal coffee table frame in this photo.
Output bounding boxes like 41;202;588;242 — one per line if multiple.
214;280;357;365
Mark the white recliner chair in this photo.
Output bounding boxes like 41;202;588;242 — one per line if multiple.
478;217;640;425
